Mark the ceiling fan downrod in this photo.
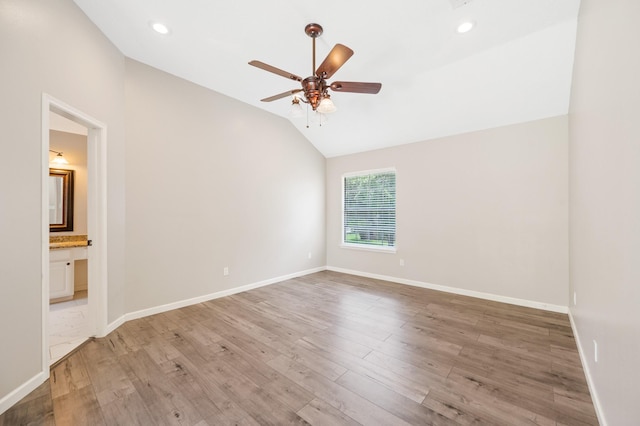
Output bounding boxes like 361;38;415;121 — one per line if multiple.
305;23;323;76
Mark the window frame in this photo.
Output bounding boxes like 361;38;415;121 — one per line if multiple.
341;167;397;253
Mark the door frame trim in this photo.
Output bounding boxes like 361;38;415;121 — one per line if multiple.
41;93;108;374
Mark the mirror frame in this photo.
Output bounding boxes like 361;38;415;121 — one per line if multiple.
49;168;74;232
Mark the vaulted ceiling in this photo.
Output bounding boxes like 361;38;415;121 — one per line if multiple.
73;0;581;157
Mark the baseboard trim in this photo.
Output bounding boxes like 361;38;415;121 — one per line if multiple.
326;266;568;314
568;310;607;426
104;266;326;335
0;371;48;416
103;314;126;337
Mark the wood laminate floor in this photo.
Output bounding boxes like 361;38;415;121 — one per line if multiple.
1;271;598;425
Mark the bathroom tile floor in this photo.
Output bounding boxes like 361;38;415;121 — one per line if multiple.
49;290;90;365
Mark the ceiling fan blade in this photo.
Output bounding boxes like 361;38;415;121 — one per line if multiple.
316;44;354;79
249;60;303;82
329;81;382;94
260;89;302;102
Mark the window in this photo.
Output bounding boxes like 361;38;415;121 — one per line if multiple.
343;169;396;250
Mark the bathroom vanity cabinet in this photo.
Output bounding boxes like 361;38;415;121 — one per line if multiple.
49;247;87;300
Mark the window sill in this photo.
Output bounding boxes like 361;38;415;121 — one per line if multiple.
340;243;397;254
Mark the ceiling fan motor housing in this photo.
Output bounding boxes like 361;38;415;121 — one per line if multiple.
302;76;326;110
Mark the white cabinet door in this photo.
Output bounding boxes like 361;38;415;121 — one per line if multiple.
49;248;86;300
50;260;73;299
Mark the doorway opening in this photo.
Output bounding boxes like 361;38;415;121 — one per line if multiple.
48;119;89;364
41;94;108;371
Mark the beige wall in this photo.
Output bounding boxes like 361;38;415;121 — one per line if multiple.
49;130;88;235
569;0;640;423
0;0;326;410
0;0;126;402
327;116;569;307
124;59;326;312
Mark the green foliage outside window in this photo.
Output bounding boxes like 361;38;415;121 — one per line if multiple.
343;170;396;247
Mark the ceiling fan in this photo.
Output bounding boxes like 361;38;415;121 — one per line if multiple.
249;23;382;114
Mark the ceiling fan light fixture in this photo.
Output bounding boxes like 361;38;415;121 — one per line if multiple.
317;95;337;114
290;97;304;118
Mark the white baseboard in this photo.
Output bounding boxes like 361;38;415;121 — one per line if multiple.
568;310;607;426
104;266;326;336
326;266;568;314
0;371;48;416
103;314;126;337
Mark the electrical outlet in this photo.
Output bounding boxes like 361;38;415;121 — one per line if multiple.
223;267;229;276
399;259;405;266
573;291;577;306
593;340;598;363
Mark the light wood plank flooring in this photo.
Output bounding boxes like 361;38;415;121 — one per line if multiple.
1;271;598;425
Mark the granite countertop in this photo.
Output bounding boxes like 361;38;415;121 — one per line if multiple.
49;235;88;249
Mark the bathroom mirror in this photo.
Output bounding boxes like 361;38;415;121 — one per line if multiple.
49;168;74;232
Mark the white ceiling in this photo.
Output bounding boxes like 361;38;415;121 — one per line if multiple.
73;0;580;157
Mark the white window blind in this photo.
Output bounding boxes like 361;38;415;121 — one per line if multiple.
343;169;396;249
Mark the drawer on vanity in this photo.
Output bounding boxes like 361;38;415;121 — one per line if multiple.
49;247;88;261
50;249;72;262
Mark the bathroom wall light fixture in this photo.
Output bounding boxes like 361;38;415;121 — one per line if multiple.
49;150;69;165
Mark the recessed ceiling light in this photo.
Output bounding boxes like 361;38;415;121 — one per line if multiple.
457;21;475;34
151;22;170;35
